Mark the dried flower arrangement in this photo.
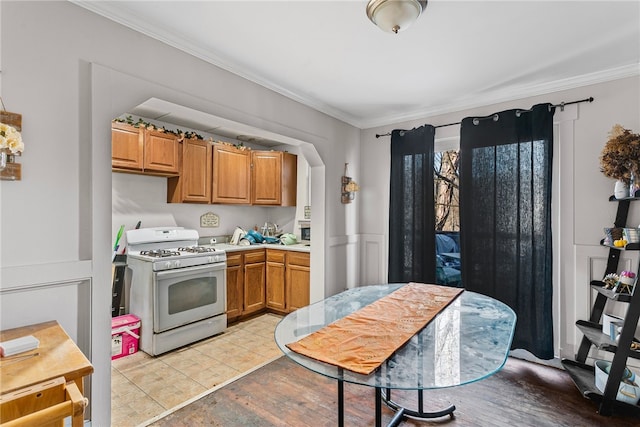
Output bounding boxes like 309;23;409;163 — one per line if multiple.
599;124;640;184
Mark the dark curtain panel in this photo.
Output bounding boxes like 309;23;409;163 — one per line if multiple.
459;103;555;360
388;125;436;284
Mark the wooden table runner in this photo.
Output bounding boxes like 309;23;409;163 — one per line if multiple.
286;283;464;375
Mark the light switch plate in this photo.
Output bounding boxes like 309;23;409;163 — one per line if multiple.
200;212;219;228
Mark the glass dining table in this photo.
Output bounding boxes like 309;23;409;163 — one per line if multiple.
274;283;517;427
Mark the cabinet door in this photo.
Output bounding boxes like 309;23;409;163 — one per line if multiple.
266;250;286;312
212;144;251;204
143;129;179;174
286;264;310;312
244;261;266;314
286;252;310;312
252;151;282;205
225;254;243;322
112;123;143;170
281;152;298;207
181;138;212;202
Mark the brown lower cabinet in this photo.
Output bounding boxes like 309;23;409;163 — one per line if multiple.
225;253;244;321
227;248;310;323
243;250;267;314
226;249;266;323
266;250;287;311
285;251;311;312
266;249;310;315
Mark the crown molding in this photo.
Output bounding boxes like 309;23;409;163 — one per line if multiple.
73;2;640;131
71;1;359;125
359;63;640;129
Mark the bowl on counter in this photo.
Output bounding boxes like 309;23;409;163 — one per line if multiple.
280;233;297;245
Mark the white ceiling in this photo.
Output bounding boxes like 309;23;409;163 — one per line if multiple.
75;0;640;130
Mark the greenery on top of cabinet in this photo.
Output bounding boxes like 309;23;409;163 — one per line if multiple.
113;115;247;149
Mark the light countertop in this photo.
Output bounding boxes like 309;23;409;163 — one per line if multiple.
208;243;311;253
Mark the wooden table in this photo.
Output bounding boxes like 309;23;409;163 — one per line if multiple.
0;321;93;426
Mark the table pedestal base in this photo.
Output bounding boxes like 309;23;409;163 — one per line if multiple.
381;388;455;426
338;380;455;427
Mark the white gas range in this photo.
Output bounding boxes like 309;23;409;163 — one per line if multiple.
126;227;227;356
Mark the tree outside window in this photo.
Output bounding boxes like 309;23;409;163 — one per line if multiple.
434;149;460;287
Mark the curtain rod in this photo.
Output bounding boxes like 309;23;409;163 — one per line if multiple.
374;96;594;138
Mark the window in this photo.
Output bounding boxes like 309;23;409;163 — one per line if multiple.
434;138;460;287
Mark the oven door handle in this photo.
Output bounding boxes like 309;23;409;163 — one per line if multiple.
155;263;225;280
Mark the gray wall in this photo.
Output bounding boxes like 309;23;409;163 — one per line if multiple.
359;76;640;365
0;2;358;425
2;1;640;425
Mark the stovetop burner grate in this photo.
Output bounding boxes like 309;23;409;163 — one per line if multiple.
177;246;219;253
140;249;181;258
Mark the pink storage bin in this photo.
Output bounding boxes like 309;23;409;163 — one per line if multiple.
111;314;141;360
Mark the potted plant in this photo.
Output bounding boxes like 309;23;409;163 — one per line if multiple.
600;124;640;198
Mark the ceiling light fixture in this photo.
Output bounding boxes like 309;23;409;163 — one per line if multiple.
366;0;427;34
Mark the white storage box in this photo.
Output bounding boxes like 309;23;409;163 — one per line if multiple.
595;360;640;405
602;313;625;341
0;335;39;357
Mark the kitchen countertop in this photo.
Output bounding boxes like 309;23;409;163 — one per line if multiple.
209;243;311;253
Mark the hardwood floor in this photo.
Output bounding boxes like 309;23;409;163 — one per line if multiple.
150;356;639;427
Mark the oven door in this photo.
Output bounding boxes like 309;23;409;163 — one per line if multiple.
153;263;226;333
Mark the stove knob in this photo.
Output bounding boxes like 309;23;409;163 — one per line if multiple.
208;256;214;263
174;260;181;268
163;261;171;270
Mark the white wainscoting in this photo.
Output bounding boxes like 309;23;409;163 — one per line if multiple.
0;270;93;416
327;234;359;293
0;261;92;349
359;233;386;286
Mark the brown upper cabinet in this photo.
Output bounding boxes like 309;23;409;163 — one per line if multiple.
111;122;179;176
251;151;297;206
212;144;251;204
112;122;143;170
168;141;297;206
167;137;212;203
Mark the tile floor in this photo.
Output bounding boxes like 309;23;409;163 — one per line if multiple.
111;313;283;427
